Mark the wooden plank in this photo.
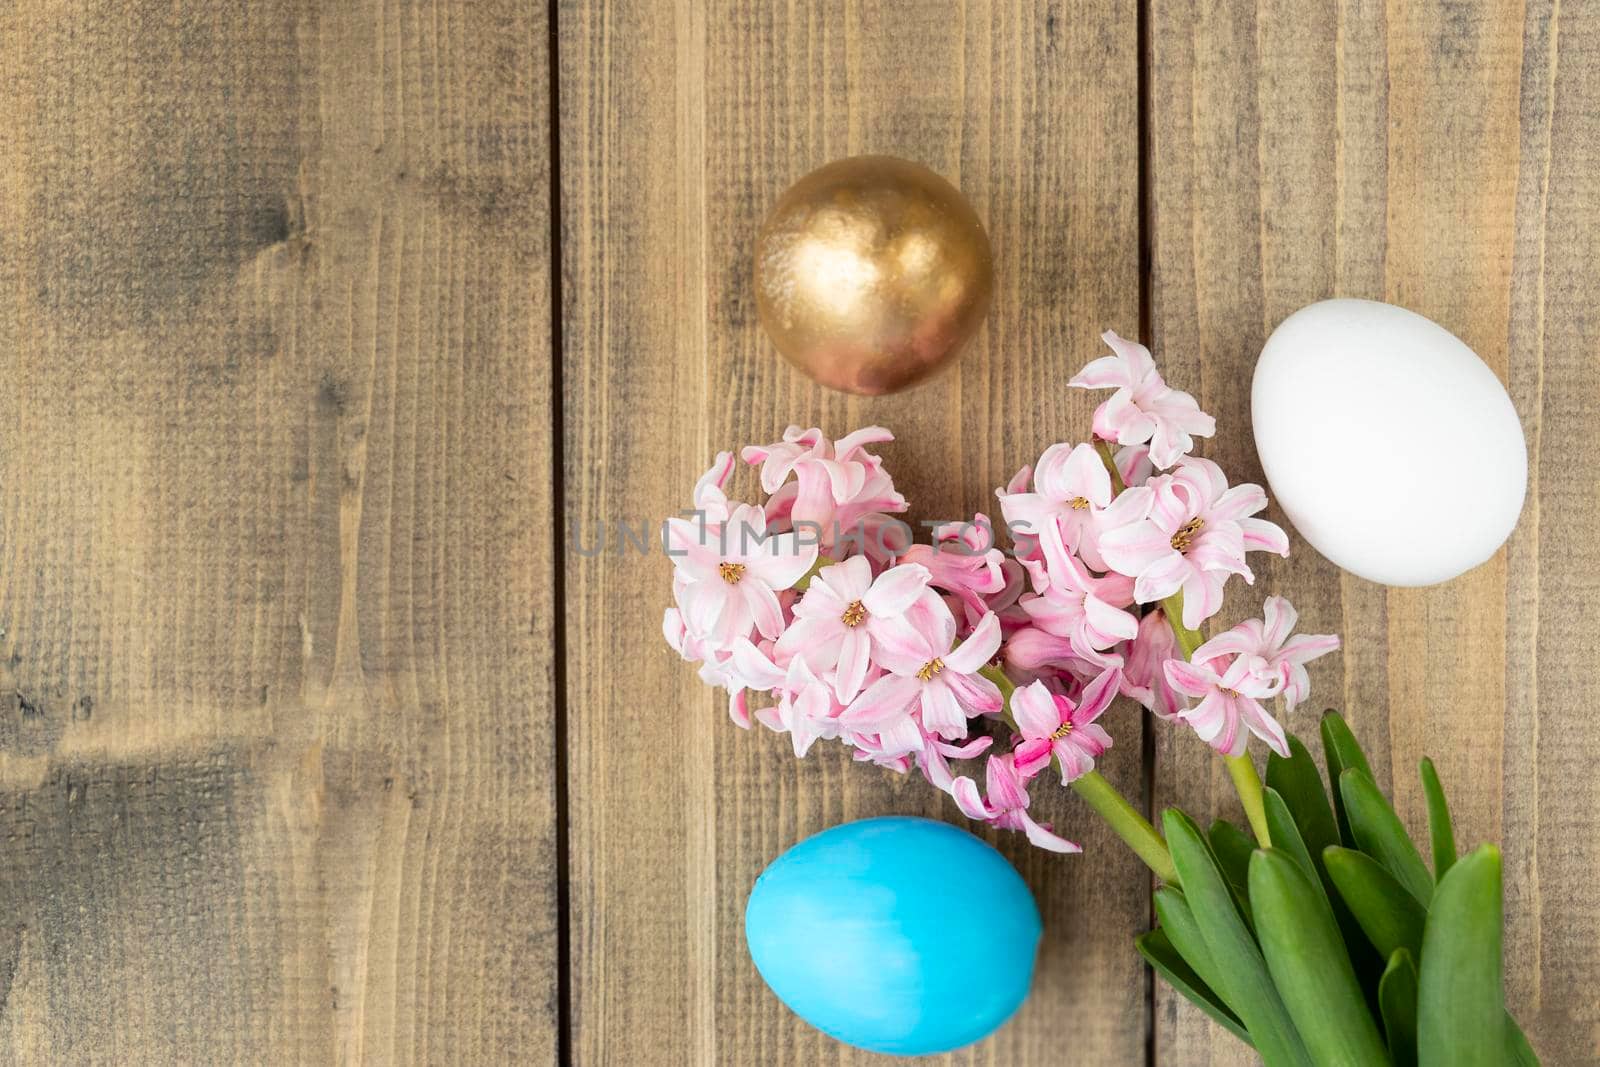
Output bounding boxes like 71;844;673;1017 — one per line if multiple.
1146;1;1600;1062
0;2;557;1062
561;0;1145;1062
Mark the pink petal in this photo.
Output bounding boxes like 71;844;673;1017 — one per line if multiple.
833;425;896;457
835;629;872;704
1210;481;1268;522
1241;517;1291;556
1101;392;1157;444
1191;626;1260;664
1100;522;1177;578
920;681;970;739
745;534;820;589
1178;568;1227;630
1019;812;1082;853
861;562;931;616
1164;658;1220;697
1132;551;1192;605
1064;443;1113;507
1100;330;1157;380
944;612;1003;673
985;754;1031;811
1069;353;1132;390
1173;457;1227;506
1083;595;1140;646
1012;740;1052;780
1010;681;1061;740
729;639;786;690
1280;632;1341;666
951;776;993;820
875;715;927;759
1072;722;1114;758
1262;595;1297;649
663;517;721;580
1180;691;1240;755
678;579;728;639
1054;742;1093;783
1239;698;1290;758
1031;443;1077;500
1098;484;1154;528
746;581;786;640
841;674;921;729
728;689;752;729
1075;667;1122;724
943;670;1003;716
1147;478;1194;532
1004;626;1077;670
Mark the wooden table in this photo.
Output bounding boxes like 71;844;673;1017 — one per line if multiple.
1;1;1595;1063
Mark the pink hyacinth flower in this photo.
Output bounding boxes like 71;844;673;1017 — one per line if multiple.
1011;672;1118;784
667;502;820;647
898;516;1007;623
997;442;1115;570
951;752;1081;853
1120;608;1188;719
777;556;931;703
1019;522;1140;666
841;599;1004;744
1098;458;1288;629
744;426;908;546
1069;331;1216;469
756;656;845;758
919;732;995;794
1191;595;1340;712
1164;654;1290;758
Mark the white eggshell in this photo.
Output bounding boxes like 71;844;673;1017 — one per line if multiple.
1251;299;1527;587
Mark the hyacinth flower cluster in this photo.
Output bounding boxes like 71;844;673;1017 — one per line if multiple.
662;332;1339;874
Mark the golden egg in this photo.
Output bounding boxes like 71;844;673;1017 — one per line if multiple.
754;156;994;396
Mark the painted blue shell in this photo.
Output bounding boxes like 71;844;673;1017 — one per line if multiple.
744;816;1042;1056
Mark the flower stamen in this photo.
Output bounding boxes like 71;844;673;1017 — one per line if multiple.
1050;721;1075;740
1169;516;1204;553
718;561;746;584
1067;496;1091;511
841;600;867;628
916;658;945;681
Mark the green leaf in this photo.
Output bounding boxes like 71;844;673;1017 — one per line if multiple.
1506;1017;1541;1066
1266;735;1342;875
1137;927;1253;1047
1339;768;1434;905
1378;949;1419;1067
1250;849;1391;1067
1153;887;1227;998
1323;846;1427;960
1418;845;1505;1067
1269;738;1386;988
1208;819;1256;929
1418;758;1457;879
1321;712;1374;846
1163;810;1313;1067
1262;788;1326;911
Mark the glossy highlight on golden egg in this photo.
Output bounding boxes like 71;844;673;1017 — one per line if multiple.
754;156;994;396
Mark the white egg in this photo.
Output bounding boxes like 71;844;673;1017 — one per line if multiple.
1251;299;1527;587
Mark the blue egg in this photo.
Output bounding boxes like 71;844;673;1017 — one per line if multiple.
744;816;1042;1056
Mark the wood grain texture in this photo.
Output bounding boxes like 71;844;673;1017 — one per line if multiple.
1147;1;1600;1063
559;1;1148;1062
0;1;557;1063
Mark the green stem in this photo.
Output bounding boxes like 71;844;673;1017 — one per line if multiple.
980;665;1177;883
1225;753;1272;848
1072;771;1179;885
1161;590;1272;847
1093;437;1127;494
792;553;835;591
